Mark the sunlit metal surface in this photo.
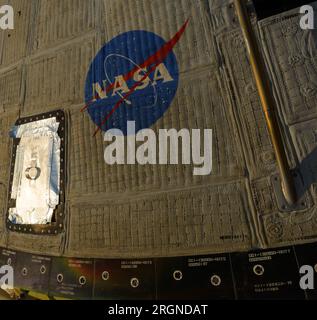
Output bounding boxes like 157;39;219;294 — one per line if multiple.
8;118;60;225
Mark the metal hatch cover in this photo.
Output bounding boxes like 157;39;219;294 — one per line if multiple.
6;110;66;235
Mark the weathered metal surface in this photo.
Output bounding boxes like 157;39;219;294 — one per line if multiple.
0;0;316;267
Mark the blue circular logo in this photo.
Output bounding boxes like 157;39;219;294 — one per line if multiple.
85;30;179;135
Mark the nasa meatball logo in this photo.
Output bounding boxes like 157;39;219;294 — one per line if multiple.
84;20;189;135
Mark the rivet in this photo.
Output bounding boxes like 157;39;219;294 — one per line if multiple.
102;271;109;281
173;270;183;281
57;274;63;283
79;276;86;286
253;264;265;276
210;275;222;287
40;265;46;275
22;267;28;276
130;278;139;288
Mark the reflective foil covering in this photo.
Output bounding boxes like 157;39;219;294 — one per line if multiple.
8;118;61;225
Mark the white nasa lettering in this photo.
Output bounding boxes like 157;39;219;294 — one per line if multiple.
152;63;174;85
112;75;130;96
92;63;174;100
0;5;14;30
104;121;213;176
92;80;108;100
133;68;150;90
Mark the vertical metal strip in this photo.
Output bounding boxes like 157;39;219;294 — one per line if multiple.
234;0;297;205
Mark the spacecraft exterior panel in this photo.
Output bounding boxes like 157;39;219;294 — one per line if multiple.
0;0;316;269
231;247;306;300
14;252;52;293
155;254;235;300
94;259;156;300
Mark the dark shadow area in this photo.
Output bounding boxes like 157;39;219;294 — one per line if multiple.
296;145;317;199
253;0;313;20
